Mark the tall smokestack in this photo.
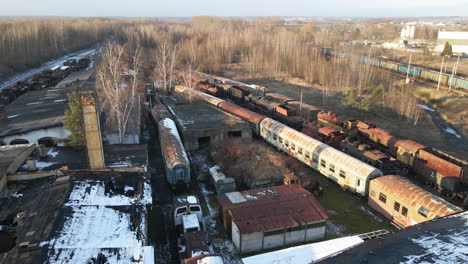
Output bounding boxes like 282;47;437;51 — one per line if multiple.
81;92;105;169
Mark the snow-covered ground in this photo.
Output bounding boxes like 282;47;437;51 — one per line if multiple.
0;46;99;91
416;104;435;112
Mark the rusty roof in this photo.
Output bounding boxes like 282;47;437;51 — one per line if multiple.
219;185;328;234
158;118;189;169
370;175;462;217
394;140;426;153
318;111;355;123
264;92;296;103
218;101;265;125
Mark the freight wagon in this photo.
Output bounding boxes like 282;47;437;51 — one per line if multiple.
398;65;421;77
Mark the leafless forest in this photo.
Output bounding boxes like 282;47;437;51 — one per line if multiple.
2;17;435;123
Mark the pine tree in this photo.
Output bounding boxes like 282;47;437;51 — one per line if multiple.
63;91;85;146
442;41;452;56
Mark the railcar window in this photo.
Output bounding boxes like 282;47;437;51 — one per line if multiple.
285;140;289;147
329;164;335;173
278;137;283;143
357;179;360;186
339;170;346;178
379;193;387;204
298;147;303;154
291;144;296;150
394;202;400;212
418;206;430;218
320;160;326;168
402;206;408;216
273;134;277;140
305;151;310;159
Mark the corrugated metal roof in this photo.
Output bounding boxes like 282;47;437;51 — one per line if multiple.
370;175;462;217
219;185;328;234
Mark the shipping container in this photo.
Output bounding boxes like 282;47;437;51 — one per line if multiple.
449;76;468;90
398;65;421;77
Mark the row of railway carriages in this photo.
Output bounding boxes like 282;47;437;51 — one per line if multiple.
176;74;467;226
187;71;468;205
320;47;468;90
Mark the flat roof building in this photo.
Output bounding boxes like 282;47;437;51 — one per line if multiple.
437;31;468;55
217;184;328;254
165;99;252;151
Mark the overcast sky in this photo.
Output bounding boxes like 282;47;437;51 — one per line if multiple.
2;0;468;17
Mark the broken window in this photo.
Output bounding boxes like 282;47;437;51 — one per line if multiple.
228;131;242;137
379;193;387;204
418;206;430;218
402;206;408;217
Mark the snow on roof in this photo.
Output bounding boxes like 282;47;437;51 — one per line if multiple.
47;246;154;264
65;180;136;206
225;192;247;204
47;205;140;249
242;236;364;264
43;175;153;263
183;214;200;229
187;195;198;204
50;65;60;71
60;66;70;70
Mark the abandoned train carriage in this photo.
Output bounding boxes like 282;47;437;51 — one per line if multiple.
260;118;383;196
158;118;191;188
368;175;463;228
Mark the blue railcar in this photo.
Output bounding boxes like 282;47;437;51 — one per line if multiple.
449;76;468;90
398;65;421;77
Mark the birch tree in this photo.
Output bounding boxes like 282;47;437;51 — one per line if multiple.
96;42;142;144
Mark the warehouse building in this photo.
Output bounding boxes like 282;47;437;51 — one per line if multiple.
166;99;252;151
437;31;468;55
217;184;328;254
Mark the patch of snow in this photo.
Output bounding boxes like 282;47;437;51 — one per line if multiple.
445;127;462;139
7;114;20;119
142;182;152;205
50;65;60;71
26;102;42;105
47;148;59;158
326;221;347;236
187;195;198;204
401;224;468;264
192;250;210;257
60;66;70;70
107;159;133;168
242;236;364;264
124;186;135;192
53;99;66;103
417;104;435;112
47;246;154;264
48;205;140;249
65;181;136;206
9;192;23;198
243;194;258;200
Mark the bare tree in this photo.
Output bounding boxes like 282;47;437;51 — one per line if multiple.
96;42;142;144
154;36;179;92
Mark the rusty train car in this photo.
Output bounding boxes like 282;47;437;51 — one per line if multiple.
151;103;191;188
187;72;468;204
368;175;462;228
174;85;462;225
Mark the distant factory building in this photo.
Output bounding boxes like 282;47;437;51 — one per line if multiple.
217;184;328;254
437;31;468;55
164;97;252;151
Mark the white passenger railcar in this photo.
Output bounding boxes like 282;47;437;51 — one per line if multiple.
260;118;383;196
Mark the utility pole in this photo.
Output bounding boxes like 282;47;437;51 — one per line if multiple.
437;56;445;91
300;87;303;113
406;53;412;84
448;54;460;92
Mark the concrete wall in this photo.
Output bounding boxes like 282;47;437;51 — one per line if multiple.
233;221;327;254
263;232;285;250
306;225;326;241
81;94;105;169
0;175;7;194
1;126;70;145
182;124;252;151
